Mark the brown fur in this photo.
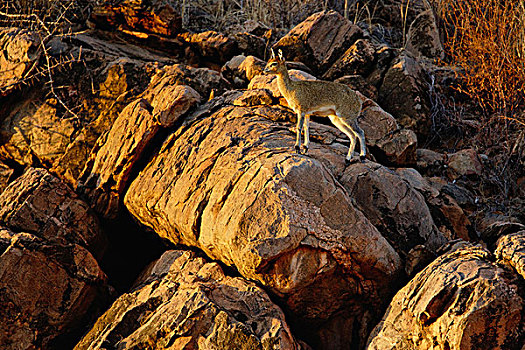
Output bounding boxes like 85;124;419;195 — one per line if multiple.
264;49;366;162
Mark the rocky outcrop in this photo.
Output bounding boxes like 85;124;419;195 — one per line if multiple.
77;84;201;219
340;162;446;255
323;39;376;80
124;103;402;348
446;148;483;179
378;53;431;138
179;31;238;65
0;167;106;259
89;0;182;37
367;242;525;349
75;250;300;350
0;28;40;96
273;10;363;75
0;228;110;350
222;54;266;88
495;232;525;283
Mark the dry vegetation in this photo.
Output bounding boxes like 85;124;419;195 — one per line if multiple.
437;0;525;123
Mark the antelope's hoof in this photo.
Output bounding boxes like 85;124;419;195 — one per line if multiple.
294;145;301;154
302;146;309;154
345;157;358;166
360;155;366;163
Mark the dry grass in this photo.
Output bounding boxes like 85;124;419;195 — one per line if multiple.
437;0;525;123
181;0;334;32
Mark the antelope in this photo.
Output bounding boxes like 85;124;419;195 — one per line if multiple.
264;49;366;164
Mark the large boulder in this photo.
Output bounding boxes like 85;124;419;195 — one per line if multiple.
0;228;109;350
378;53;431;138
405;6;444;59
339;162;446;256
179;31;238;65
0;28;40;96
144;63;229;100
273;10;363;75
124;104;402;349
367;242;525;349
323;39;376;80
74;250;300;350
77;84;201;219
0;167;106;259
495;231;525;279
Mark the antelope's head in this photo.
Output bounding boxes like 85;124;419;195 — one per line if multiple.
264;49;286;75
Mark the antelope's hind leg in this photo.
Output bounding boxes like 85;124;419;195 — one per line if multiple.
329;115;357;164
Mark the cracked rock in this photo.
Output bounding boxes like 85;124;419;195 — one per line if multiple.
124;104;401;349
367;244;525;349
74;249;299;350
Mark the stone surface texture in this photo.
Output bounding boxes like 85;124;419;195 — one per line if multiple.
367;243;525;350
0;167;106;259
124;104;402;348
75;250;300;350
273;10;363;75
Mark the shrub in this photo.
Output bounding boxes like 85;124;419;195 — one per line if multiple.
437;0;525;124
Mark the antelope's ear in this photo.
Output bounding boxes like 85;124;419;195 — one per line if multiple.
270;48;276;59
278;49;284;62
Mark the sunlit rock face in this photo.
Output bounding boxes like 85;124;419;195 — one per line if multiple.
125;102;403;348
75;249;300;350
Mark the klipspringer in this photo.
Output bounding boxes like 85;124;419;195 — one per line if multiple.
264;49;366;163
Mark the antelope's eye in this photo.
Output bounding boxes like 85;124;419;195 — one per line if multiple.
270;62;277;67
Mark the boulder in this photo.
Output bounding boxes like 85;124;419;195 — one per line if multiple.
373;128;418;165
179;31;238;64
0;28;41;96
273;10;363;75
0;167;106;259
378;52;431;138
74;250;300;350
0;228;109;350
416;148;444;175
0;97;76;167
340;162;446;255
357;94;417;165
77;77;201;219
495;231;525;279
406;7;444;59
323;39;376;80
124;104;402;349
335;75;378;100
78;83;201;219
144;63;228;100
446;148;483;179
89;0;182;37
0;161;14;194
222;54;266;88
233;31;267;58
367;243;525;349
395;168;473;242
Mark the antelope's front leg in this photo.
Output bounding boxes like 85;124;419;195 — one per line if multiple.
302;115;310;154
295;112;305;153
